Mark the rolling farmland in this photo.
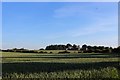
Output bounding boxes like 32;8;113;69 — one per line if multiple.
1;51;120;79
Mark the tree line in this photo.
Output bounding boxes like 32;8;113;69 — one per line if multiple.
45;44;80;50
45;44;120;53
1;44;120;54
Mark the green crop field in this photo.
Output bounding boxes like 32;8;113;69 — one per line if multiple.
1;52;120;79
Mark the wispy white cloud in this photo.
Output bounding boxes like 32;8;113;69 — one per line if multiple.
54;5;82;18
70;17;117;37
42;3;118;47
47;10;118;47
44;15;117;40
53;4;117;37
53;3;116;18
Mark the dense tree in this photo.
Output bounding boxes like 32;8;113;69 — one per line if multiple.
2;44;120;54
82;44;87;51
112;46;120;54
87;46;92;50
45;45;66;50
66;43;72;50
72;44;78;50
66;44;72;48
98;46;104;50
39;48;44;50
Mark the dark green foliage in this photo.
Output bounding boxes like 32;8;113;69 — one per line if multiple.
112;47;120;54
2;45;120;54
46;45;66;50
82;44;87;51
39;48;44;50
2;67;119;79
50;52;53;53
72;44;78;50
2;62;119;78
39;51;44;53
45;43;80;50
66;43;72;48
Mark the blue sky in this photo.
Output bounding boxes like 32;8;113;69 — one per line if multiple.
2;2;118;49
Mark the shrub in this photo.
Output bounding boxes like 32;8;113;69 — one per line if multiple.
50;52;52;53
39;51;44;53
